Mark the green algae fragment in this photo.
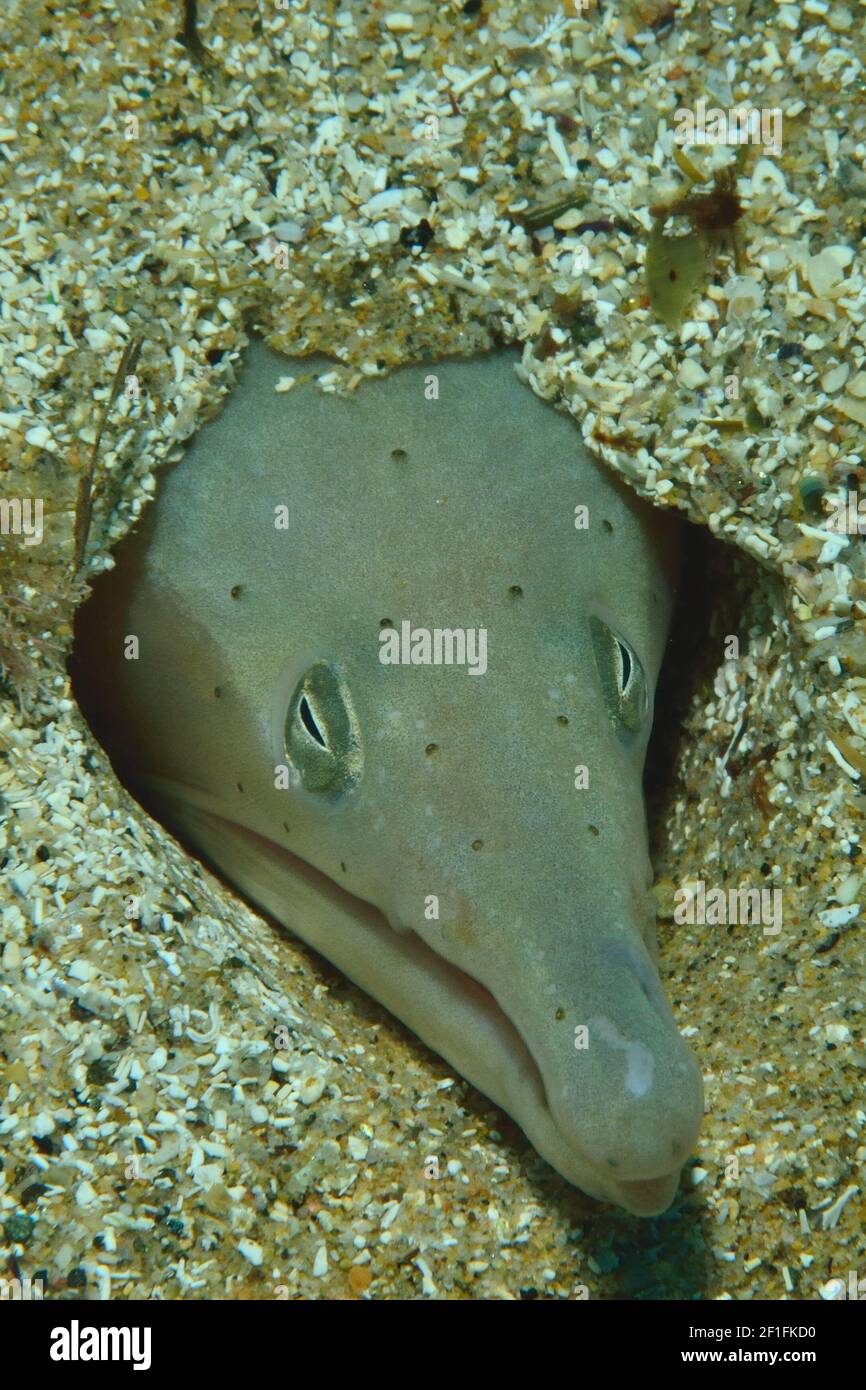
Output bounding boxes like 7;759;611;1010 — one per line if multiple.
745;399;767;430
4;1213;34;1244
799;477;826;516
645;225;707;329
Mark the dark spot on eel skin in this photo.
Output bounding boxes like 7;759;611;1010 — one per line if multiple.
379;617;393;628
589;825;600;836
602;519;613;533
555;1007;565;1021
214;687;222;699
237;782;244;794
391;448;408;463
471;839;483;851
230;585;242;598
340;861;347;873
557;715;569;726
509;584;523;598
425;743;438;755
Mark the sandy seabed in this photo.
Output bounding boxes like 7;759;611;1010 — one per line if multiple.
0;0;865;1300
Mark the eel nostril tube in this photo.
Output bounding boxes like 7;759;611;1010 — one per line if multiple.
601;936;670;1017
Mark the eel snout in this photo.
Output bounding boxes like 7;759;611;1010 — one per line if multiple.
498;928;704;1216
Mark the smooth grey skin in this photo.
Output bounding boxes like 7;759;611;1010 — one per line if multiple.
73;342;704;1215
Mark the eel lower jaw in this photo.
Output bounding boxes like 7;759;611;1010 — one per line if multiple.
127;774;686;1217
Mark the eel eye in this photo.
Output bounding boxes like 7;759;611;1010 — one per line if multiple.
284;661;363;794
589;616;648;736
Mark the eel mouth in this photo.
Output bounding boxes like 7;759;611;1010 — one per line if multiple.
128;773;685;1217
